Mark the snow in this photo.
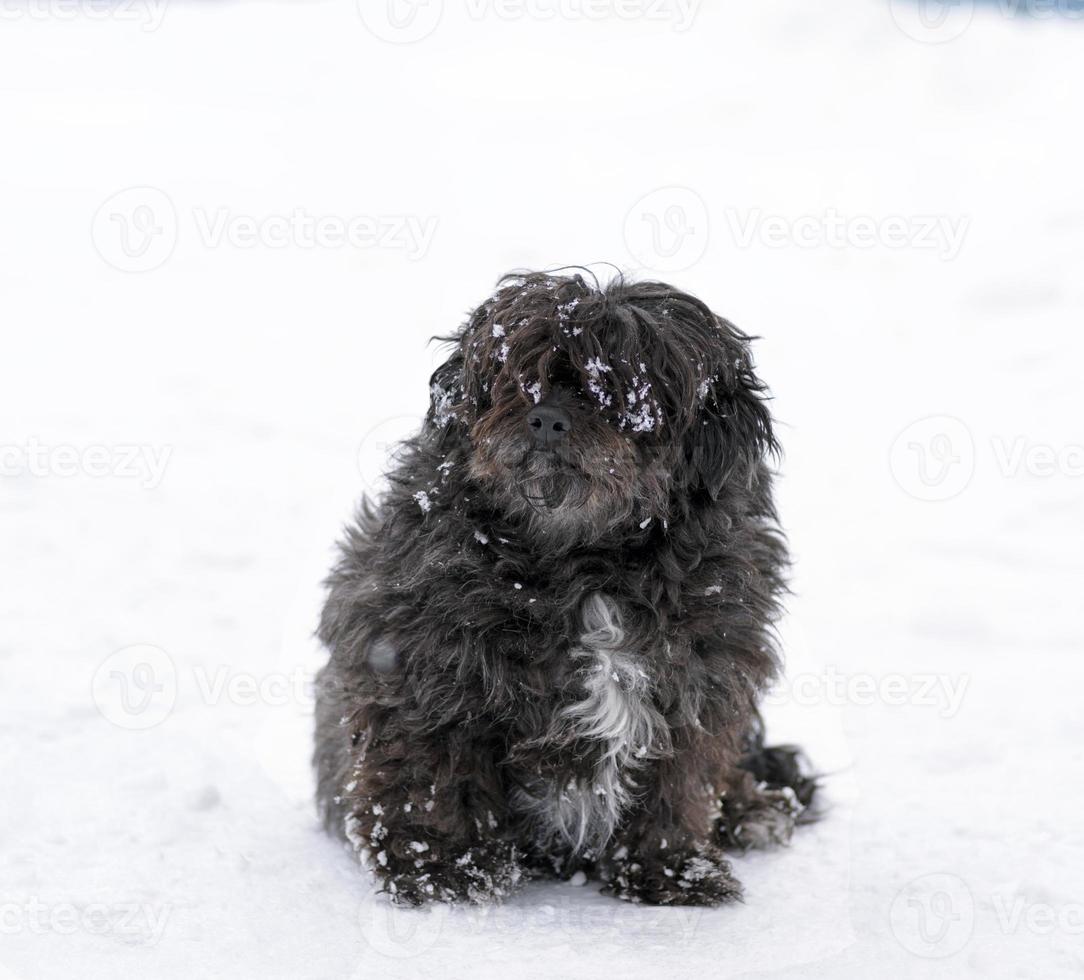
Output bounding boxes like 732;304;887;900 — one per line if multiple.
2;2;1084;979
430;381;457;428
584;358;616;408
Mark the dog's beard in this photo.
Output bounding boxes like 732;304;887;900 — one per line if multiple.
513;450;590;511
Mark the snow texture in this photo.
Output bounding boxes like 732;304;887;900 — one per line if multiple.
2;3;1084;979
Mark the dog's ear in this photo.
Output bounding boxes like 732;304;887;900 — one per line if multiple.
424;350;466;432
684;344;776;501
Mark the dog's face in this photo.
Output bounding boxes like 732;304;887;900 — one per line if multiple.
426;272;776;543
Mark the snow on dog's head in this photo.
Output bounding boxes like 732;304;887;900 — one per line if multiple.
424;269;778;543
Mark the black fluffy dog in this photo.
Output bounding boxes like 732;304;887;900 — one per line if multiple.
314;270;815;907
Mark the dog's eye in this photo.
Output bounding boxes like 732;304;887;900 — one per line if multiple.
547;362;580;389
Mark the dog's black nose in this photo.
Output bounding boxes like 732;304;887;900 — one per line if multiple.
526;402;572;448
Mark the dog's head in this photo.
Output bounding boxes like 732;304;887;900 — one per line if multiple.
425;271;776;543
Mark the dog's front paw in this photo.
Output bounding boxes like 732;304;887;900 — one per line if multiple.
600;843;742;907
375;841;526;907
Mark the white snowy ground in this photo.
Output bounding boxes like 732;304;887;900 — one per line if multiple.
2;1;1083;977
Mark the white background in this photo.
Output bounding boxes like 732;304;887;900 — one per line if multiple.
2;1;1083;977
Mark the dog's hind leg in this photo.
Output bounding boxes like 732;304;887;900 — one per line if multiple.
714;719;818;852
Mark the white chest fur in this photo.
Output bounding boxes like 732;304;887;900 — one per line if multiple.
514;593;666;853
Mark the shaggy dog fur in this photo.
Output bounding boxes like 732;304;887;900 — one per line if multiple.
314;270;816;907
